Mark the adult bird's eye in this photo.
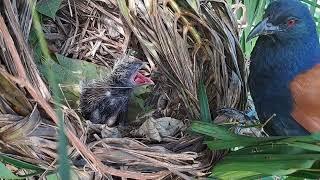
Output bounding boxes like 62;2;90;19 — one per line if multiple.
287;19;296;27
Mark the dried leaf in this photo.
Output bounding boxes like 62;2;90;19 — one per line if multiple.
133;117;184;142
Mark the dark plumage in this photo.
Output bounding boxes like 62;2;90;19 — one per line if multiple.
248;0;320;135
80;56;154;126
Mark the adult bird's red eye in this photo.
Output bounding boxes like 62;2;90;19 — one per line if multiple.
287;19;296;27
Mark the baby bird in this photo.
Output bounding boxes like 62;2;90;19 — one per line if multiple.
80;56;154;126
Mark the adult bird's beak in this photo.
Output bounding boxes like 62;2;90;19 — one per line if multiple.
246;17;281;42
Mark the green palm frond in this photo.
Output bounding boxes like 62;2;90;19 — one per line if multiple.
193;82;320;179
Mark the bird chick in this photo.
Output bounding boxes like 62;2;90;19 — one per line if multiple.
80;56;154;126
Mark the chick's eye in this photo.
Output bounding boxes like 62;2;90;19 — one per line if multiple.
287;19;296;27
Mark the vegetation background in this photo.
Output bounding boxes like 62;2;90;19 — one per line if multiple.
0;0;320;179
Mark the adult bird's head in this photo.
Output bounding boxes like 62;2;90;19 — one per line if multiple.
247;0;317;42
112;56;154;87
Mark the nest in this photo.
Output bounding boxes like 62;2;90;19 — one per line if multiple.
0;0;247;179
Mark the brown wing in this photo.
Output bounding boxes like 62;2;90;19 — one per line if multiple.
290;64;320;133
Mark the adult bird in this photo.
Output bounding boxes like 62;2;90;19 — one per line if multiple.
80;56;154;126
247;0;320;136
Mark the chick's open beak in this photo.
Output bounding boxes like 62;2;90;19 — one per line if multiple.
134;72;154;85
134;63;154;85
247;17;281;42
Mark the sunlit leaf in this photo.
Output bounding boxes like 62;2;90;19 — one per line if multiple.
0;162;24;179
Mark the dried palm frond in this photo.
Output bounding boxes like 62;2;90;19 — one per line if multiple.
118;0;247;120
0;0;104;177
41;0;128;68
1;0;51;100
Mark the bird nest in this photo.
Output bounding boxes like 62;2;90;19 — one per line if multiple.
0;0;247;179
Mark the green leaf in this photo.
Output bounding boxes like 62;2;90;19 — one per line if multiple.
36;53;110;107
241;0;267;58
223;154;320;161
286;142;320;152
47;173;59;180
39;53;110;85
205;138;275;150
0;153;52;178
302;0;320;9
211;170;264;180
36;0;62;19
192;121;320;178
232;144;314;155
47;170;80;180
0;162;24;179
31;8;70;179
0;153;44;171
133;85;152;96
131;85;153;111
311;132;320;140
191;121;238;140
192;121;284;143
213;159;315;178
57;108;70;180
0;161;44;178
290;169;320;179
197;82;212;122
132;96;145;109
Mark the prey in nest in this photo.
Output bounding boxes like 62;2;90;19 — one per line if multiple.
79;55;154;126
